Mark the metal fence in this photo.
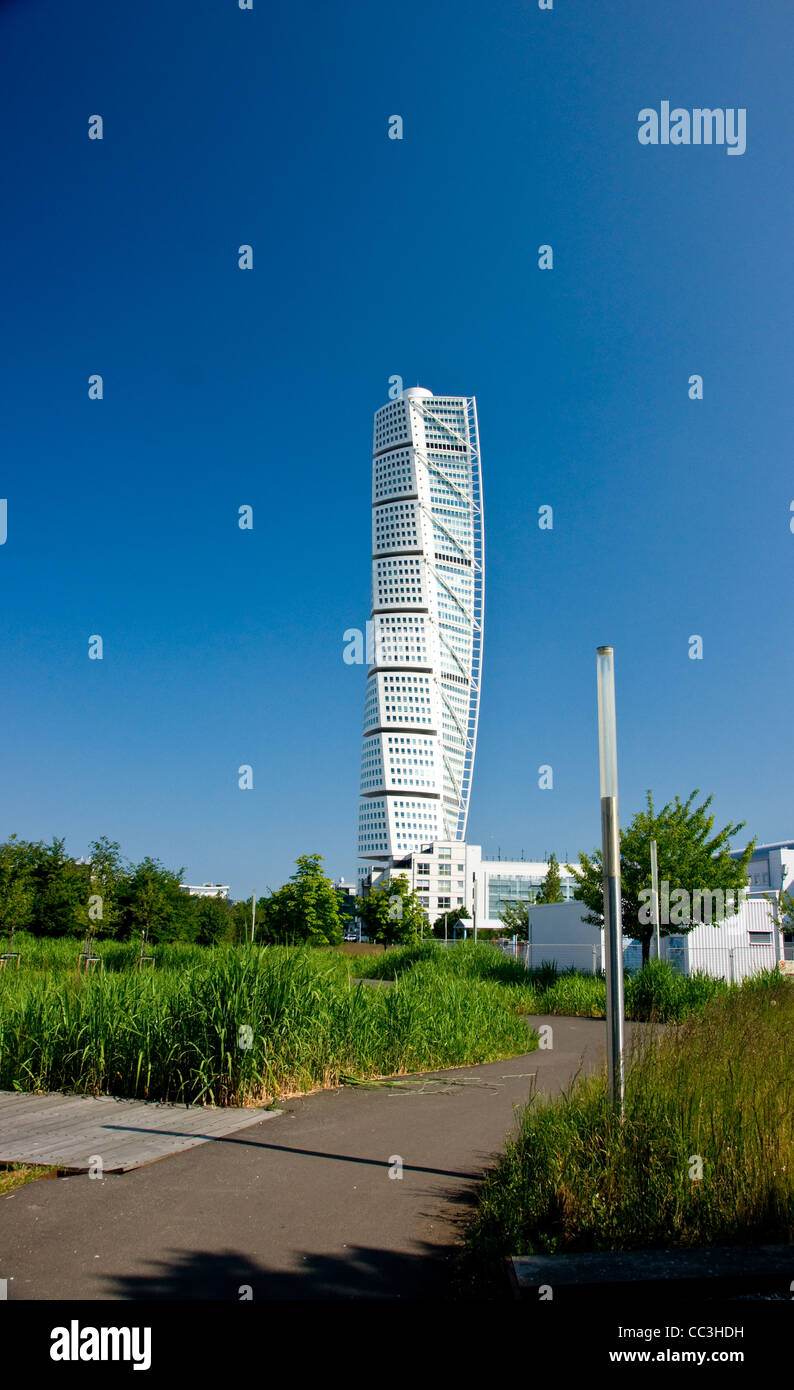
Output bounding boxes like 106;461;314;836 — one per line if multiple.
667;941;779;984
495;940;603;973
494;937;785;982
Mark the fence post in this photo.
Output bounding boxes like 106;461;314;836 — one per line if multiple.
728;949;734;985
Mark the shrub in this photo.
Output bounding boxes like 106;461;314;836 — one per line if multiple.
462;972;794;1293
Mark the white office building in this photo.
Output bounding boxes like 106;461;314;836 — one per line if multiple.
357;387;484;868
360;842;577;931
179;883;230;900
734;840;794;897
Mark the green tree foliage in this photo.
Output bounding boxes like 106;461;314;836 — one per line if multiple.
190;895;235;946
432;905;470;937
0;835;38;940
31;839;90;937
497;900;530;940
766;887;794;941
571;790;755;965
0;836;360;952
260;855;343;945
230;895;268;944
83;837;129;940
535;853;565;904
355;877;426;945
120;857;191;944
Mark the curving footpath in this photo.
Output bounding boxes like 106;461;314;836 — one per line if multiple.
0;1016;624;1301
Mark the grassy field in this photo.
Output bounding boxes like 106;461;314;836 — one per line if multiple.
0;934;213;973
461;970;794;1294
0;940;536;1105
347;941;730;1022
347;940;532;987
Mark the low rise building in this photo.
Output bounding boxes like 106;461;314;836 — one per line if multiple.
733;840;794;897
358;842;577;931
179;883;230;900
517;896;784;983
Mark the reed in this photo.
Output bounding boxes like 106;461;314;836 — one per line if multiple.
0;943;534;1105
462;971;794;1291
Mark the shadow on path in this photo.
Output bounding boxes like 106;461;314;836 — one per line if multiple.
103;1242;457;1301
101;1127;480;1180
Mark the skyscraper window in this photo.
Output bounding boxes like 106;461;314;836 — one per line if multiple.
357;387;484;867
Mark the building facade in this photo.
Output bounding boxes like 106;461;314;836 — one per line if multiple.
524;897;785;982
360;843;577;931
357;387;484;869
733;840;794;897
179;883;230;900
334;879;358;937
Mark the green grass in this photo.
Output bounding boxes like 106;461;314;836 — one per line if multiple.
343;941;730;1023
0;933;215;973
531;959;729;1021
0;1163;57;1195
461;970;794;1294
0;943;535;1105
349;939;532;987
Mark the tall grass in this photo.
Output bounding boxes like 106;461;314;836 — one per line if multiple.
344;942;730;1023
352;940;532;988
0;932;215;974
0;945;534;1105
532;960;728;1021
462;972;794;1291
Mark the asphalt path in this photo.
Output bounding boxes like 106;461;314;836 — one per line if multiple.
0;1015;623;1301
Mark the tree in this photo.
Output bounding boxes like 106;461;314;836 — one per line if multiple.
535;853;565;904
0;835;38;942
82;837;129;940
30;838;90;937
260;855;343;945
230;894;268;944
121;857;191;944
432;905;470;938
355;877;426;945
571;789;755;966
190;895;235;946
766;887;794;942
497;900;530;940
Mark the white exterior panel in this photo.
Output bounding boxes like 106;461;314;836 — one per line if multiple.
358;389;484;864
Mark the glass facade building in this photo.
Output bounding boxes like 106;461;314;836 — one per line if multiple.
487;873;576;920
357;387;484;865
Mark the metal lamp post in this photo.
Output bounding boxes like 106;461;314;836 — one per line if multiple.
597;646;625;1112
650;838;661;961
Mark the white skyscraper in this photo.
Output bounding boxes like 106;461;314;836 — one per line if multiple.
357;387;484;866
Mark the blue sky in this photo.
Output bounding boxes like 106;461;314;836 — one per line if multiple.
2;0;792;896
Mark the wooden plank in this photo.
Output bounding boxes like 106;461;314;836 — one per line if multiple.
0;1091;282;1172
0;1095;137;1145
10;1106;269;1166
0;1097;113;1143
0;1112;279;1169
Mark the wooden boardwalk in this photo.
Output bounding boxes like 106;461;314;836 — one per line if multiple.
0;1091;281;1172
